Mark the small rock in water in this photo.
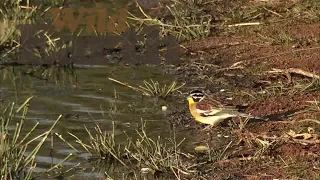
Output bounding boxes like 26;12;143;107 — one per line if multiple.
258;90;266;94
141;167;153;174
123;122;131;127
161;105;167;111
194;145;209;152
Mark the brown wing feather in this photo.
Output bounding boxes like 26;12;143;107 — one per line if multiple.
195;103;216;111
195;94;224;111
195;93;263;120
196;94;240;113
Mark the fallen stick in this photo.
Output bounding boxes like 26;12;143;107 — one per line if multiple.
267;68;320;80
108;77;148;95
227;22;263;27
296;119;320;125
261;134;320;145
235;127;320;146
269;119;320;125
229;46;320;68
214;156;257;166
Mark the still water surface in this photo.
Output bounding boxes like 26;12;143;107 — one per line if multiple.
1;64;189;179
0;0;196;179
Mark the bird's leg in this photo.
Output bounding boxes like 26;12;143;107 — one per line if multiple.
201;124;213;131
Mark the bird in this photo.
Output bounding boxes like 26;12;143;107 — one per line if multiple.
187;90;265;130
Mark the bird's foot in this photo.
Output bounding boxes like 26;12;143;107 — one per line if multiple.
201;124;213;131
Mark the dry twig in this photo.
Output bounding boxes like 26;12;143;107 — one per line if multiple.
227;22;263;27
108;77;147;95
228;46;320;68
267;68;320;82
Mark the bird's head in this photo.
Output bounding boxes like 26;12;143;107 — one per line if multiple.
187;90;205;104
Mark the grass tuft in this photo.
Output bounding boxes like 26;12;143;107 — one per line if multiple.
0;96;64;179
128;0;212;42
70;120;194;179
0;0;37;51
109;77;185;98
138;79;185;98
69;121;126;166
124;120;188;175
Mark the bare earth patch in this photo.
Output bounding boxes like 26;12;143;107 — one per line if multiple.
168;0;320;179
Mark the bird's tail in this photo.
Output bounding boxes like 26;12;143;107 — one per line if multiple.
236;112;268;121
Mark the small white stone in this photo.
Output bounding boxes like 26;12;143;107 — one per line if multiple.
141;167;152;174
161;105;167;111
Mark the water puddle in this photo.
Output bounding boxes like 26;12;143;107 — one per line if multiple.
0;0;196;178
0;64;190;178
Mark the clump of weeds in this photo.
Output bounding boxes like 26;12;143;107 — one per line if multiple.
0;64;78;88
0;0;37;49
109;77;185;99
0;96;70;179
128;0;212;42
70;120;196;179
138;79;185;98
0;0;76;86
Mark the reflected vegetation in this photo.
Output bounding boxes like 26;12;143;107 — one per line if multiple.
0;0;317;179
0;62;191;179
0;0;215;179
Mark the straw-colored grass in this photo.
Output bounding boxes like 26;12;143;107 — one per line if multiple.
128;0;212;42
108;77;185;98
0;0;37;50
0;96;64;179
69;120;194;179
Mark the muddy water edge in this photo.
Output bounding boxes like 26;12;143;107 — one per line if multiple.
0;0;215;179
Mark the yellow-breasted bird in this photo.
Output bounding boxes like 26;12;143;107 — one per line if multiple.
187;90;264;130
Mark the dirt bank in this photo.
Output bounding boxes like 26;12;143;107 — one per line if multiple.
167;0;320;179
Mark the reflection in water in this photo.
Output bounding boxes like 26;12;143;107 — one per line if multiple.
0;0;190;178
0;64;187;178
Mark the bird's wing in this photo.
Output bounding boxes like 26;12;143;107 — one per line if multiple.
195;102;221;113
196;93;248;117
200;107;241;116
196;93;262;119
197;103;245;117
195;96;233;115
198;108;223;116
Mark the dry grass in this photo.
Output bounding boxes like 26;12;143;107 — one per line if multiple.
128;0;212;42
69;120;196;179
0;96;68;179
